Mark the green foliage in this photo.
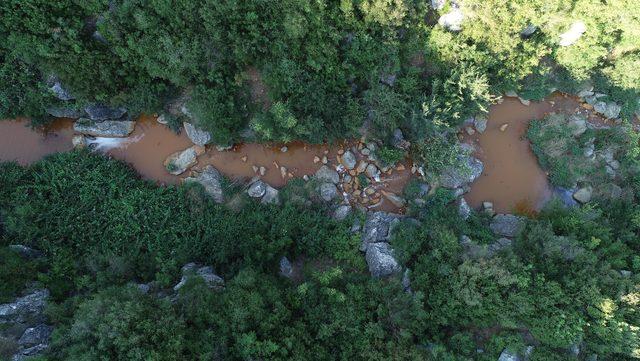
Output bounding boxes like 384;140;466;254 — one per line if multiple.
376;146;405;166
0;247;41;303
50;285;187;360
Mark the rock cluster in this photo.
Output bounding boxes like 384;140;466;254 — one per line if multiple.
0;289;52;360
360;212;403;278
174;263;224;291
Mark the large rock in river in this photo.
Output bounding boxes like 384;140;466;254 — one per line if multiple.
366;242;401;278
164;146;201;175
490;214;525;238
73;118;135;137
183;122;212;146
318;182;338;202
184;165;224;203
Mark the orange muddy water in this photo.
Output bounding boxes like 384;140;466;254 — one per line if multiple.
464;94;586;213
0;94;590;214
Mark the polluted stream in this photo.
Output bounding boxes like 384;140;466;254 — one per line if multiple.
0;95;590;214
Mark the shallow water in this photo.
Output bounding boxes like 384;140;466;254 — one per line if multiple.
0;118;74;165
464;94;584;213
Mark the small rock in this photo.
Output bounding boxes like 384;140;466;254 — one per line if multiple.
474;115;488;133
280;166;287;179
465;127;475;135
322;156;328;164
573;186;592;204
241;156;247;162
49;80;75;101
333;205;352;221
391;128;410;150
366;164;380;180
500;123;509;132
313;156;320;164
72;135;87;149
521;24;538;37
248;180;267;198
259;166;266;176
341;150;357;169
156;114;168;124
279;256;294;278
280;146;288;152
361;148;371;156
164;146;199;175
302;175;309;181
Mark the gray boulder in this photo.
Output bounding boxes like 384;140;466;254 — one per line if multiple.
498;346;533;361
18;324;52;348
490;214;525;238
431;0;446;10
174;264;224;291
247;180;267;198
341;151;357;169
183;122;212;146
333;205;352;221
49;82;75;101
366;243;401;278
261;184;280;205
315;165;340;184
521;24;538;37
360;212;401;251
8;245;43;259
559;21;587;46
594;101;621;119
438;7;464;31
318;182;338;202
441;156;483;189
458;198;471;219
279;257;294;279
83;104;127;121
573;186;592;204
0;290;49;324
474;116;488;133
184;165;224;203
568;115;587;136
366;163;381;180
164;146;199;175
391;128;410;150
73;118;135;138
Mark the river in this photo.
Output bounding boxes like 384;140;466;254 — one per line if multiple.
0;95;590;214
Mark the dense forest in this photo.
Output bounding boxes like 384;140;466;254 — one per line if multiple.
2;0;640;360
